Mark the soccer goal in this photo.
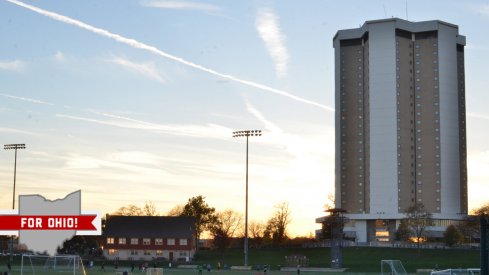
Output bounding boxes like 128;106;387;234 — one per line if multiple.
21;254;86;275
146;267;164;275
381;260;407;275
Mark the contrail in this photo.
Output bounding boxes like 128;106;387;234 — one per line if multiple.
5;0;334;112
0;93;54;106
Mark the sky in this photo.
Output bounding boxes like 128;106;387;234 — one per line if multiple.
1;0;489;237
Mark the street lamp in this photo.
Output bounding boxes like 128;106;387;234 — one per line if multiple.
4;143;26;261
232;130;261;267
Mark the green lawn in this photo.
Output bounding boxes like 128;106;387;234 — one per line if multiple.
192;247;480;273
0;247;481;274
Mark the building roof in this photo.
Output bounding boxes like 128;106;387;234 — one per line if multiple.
333;18;465;45
104;215;196;238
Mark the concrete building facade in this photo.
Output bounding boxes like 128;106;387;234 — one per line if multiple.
331;18;467;243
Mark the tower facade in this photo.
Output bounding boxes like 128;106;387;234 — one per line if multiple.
334;18;467;243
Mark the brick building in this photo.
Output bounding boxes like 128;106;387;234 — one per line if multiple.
103;215;196;261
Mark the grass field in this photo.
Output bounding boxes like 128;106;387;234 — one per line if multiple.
0;268;374;275
193;247;480;272
0;247;481;274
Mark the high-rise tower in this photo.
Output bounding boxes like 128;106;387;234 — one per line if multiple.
333;18;467;242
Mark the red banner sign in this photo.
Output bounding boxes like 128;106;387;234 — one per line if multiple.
0;215;97;230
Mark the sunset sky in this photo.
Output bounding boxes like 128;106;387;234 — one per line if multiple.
1;0;489;237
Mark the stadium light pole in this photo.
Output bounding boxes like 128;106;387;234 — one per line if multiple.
232;130;261;267
4;143;26;262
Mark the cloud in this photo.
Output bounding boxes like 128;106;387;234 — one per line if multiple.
0;93;55;106
244;101;333;182
140;0;220;11
0;60;25;72
63;153;173;184
56;112;233;139
5;0;332;112
245;101;283;134
54;51;65;62
255;8;289;78
107;57;167;83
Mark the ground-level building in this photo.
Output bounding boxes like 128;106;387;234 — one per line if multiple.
103;215;196;261
319;18;468;243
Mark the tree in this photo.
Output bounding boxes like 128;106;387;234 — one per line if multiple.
112;201;159;216
249;221;266;239
210;209;243;251
265;202;291;245
58;236;100;255
444;224;463;247
143;201;158;216
319;193;336;240
395;219;411;241
472;202;489;216
216;209;243;238
404;203;434;248
113;204;143;216
167;204;184;216
180;196;218;244
210;227;231;251
249;220;266;247
324;192;336;211
457;217;480;244
457;202;489;243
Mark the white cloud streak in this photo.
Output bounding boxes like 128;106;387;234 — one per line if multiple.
140;0;220;11
0;93;55;106
5;0;333;112
255;8;289;78
107;57;167;83
56;112;233;139
0;60;25;72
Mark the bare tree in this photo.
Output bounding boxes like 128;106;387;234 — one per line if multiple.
216;209;243;238
112;204;143;216
143;201;158;216
320;193;336;240
404;203;434;248
249;220;266;247
249;220;266;239
265;202;291;244
113;202;159;216
167;204;184;216
210;209;243;250
324;192;336;212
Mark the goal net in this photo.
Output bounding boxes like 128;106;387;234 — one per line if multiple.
21;254;86;275
381;260;407;275
146;267;164;275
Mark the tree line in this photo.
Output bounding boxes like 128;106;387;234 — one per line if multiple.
111;196;292;250
56;195;295;255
